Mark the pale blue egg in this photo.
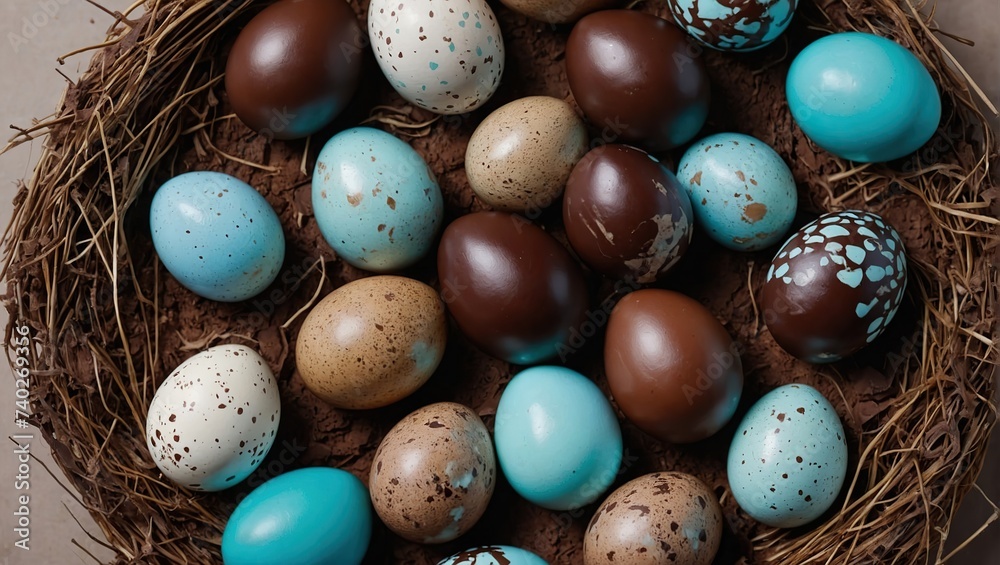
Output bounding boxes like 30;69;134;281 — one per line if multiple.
222;467;372;565
438;545;548;565
727;384;848;528
150;171;285;302
494;366;622;511
677;133;797;251
787;32;941;162
312;127;444;272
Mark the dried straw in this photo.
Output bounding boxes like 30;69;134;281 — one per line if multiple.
1;0;996;563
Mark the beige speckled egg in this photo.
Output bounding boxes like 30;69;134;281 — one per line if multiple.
370;403;497;543
466;96;588;213
585;472;723;565
295;276;446;410
500;0;619;24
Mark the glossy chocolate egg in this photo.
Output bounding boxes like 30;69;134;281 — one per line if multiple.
226;0;363;140
500;0;618;24
437;212;589;365
563;145;694;283
566;10;710;151
666;0;798;51
605;289;743;443
761;210;908;362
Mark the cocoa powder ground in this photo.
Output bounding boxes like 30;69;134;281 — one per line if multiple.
119;1;939;563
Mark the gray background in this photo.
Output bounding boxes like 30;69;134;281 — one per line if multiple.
0;0;996;563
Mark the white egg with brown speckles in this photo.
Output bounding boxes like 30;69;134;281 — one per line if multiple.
466;96;588;213
370;403;496;543
677;132;797;251
368;0;504;114
585;472;723;565
727;384;848;528
145;344;281;491
295;275;447;409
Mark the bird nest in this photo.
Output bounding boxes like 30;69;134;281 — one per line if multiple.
2;0;997;563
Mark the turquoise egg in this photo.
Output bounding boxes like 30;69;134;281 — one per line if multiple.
494;366;622;511
677;133;797;251
786;32;941;163
438;545;548;565
312;127;444;272
726;384;848;528
150;171;285;302
222;467;372;565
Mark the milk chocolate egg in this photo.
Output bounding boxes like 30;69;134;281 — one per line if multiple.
296;276;446;409
761;210;908;362
605;289;743;443
566;11;710;151
437;212;589;365
226;0;363;140
564;145;694;283
585;473;723;565
666;0;798;51
500;0;618;24
370;403;496;543
466;96;588;213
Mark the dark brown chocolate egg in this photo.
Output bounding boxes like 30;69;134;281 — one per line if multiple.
437;212;589;365
761;210;908;363
605;289;743;443
225;0;363;140
563;144;694;283
566;10;710;151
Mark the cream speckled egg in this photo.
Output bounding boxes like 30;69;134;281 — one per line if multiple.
296;276;446;410
585;473;723;565
466;96;588;213
370;403;496;543
145;344;281;491
368;0;504;114
499;0;619;24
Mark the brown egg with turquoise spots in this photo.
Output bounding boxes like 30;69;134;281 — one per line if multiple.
761;210;908;363
369;403;496;544
584;472;723;565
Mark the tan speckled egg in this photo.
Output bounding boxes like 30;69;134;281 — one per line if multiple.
500;0;620;24
584;472;723;565
295;276;446;410
370;403;497;543
466;96;588;213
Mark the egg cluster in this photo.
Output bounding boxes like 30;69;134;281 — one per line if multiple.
141;0;938;563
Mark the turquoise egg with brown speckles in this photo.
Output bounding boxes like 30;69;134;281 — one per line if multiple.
727;384;848;528
295;276;446;409
666;0;798;51
677;132;798;251
312;127;444;271
370;403;496;543
438;545;548;565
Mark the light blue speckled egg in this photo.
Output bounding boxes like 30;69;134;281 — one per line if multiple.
368;0;504;114
727;384;848;528
312;127;443;272
667;0;797;51
494;366;622;511
149;171;285;302
677;133;797;251
438;545;548;565
222;467;372;565
787;32;941;163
